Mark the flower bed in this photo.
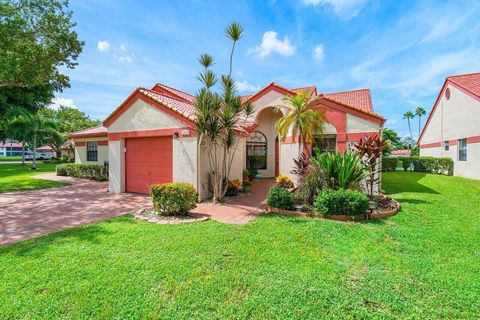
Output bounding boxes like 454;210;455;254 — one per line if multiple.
133;207;209;224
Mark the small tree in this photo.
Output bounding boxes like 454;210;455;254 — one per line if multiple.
355;135;389;199
194;23;254;203
275;91;325;156
403;111;415;139
415;106;426;139
7;108;59;169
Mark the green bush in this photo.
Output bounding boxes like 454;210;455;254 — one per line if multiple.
314;188;369;216
151;183;198;216
382;157;398;172
397;156;453;175
266;187;295;211
56;163;108;181
398;156;414;171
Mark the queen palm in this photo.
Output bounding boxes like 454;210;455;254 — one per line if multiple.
7;108;59;170
275;90;325;156
403;111;415;138
415;106;426;138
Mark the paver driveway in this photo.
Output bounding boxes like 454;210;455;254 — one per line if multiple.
0;174;274;246
0;174;151;246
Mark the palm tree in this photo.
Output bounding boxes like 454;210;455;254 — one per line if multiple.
7;108;59;170
403;111;415;138
275;90;326;156
415;106;426;138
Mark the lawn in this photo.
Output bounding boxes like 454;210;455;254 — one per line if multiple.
0;163;67;193
1;172;479;318
0;155;22;161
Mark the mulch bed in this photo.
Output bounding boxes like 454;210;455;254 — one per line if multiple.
133;208;210;224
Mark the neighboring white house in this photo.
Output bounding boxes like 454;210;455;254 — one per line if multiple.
0;141;24;156
419;72;480;180
70;82;385;198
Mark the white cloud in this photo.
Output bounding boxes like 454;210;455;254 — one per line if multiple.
313;44;325;62
236;80;260;93
115;55;133;63
50;97;77;110
119;43;128;52
248;31;296;58
97;40;110;52
303;0;368;20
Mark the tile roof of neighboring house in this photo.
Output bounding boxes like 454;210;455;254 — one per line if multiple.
37;145;53;152
69;125;108;138
447;72;480;99
0;141;23;148
391;149;410;156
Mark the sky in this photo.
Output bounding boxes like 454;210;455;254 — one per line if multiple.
55;0;480;139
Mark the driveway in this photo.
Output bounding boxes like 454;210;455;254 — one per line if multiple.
0;174;274;246
0;174;151;246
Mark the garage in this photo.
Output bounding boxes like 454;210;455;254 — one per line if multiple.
125;136;173;194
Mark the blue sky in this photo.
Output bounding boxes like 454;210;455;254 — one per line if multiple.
55;0;480;138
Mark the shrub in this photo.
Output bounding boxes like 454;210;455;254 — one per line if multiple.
56;163;108;181
311;151;368;190
314;188;369;216
382;157;398;172
226;179;242;196
398;156;414;171
275;175;294;189
266;187;295;211
295;163;325;205
151;182;198;216
290;152;310;184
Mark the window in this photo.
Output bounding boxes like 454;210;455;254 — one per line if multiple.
246;131;267;170
87;141;98;161
458;139;467;161
444;141;449;151
312;134;337;156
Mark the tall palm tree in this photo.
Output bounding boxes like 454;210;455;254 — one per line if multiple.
415;106;426;138
7;108;59;170
403;111;415;138
275;90;325;156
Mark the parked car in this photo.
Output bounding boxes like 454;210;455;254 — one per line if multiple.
24;152;55;161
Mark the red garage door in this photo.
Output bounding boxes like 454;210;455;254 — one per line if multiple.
125;136;173;194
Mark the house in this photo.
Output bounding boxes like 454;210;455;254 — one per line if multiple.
0;141;24;156
419;72;480;180
390;149;410;157
70;82;385;198
36;146;56;158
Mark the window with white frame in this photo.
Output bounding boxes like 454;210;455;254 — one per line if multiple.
458;139;467;161
87;141;98;161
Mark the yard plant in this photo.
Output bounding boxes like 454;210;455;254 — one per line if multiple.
314;188;369;216
56;163;108;181
266;187;296;210
151;182;198;216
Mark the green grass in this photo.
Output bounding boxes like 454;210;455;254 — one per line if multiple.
1;172;479;318
0;163;67;193
0;155;22;161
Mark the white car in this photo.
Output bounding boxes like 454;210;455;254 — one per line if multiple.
24;152;54;161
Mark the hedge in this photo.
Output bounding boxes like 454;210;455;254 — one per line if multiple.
266;187;296;211
382;157;398;172
56;163;108;181
314;188;369;216
151;182;198;216
397;156;453;175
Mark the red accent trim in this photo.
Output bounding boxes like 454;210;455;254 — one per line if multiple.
274;138;279;177
74;141;86;146
449;140;458;146
467;135;480;144
246;82;294;104
418;80;480;145
346;132;379;141
103;89;195;128
98;140;108;146
108;127;196;141
420;142;442;149
312;98;384;125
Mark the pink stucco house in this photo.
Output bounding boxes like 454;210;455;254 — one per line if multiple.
70;82;385;198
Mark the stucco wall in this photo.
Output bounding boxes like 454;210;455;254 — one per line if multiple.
420;84;480;179
108;99;183;133
346;114;380;133
74;137;108;164
280;142;300;181
108;139;124;193
173;137;197;188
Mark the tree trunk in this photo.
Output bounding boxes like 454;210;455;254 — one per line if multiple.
21;143;25;165
32;132;37;170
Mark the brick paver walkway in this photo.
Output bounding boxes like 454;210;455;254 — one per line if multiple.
0;174;274;246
